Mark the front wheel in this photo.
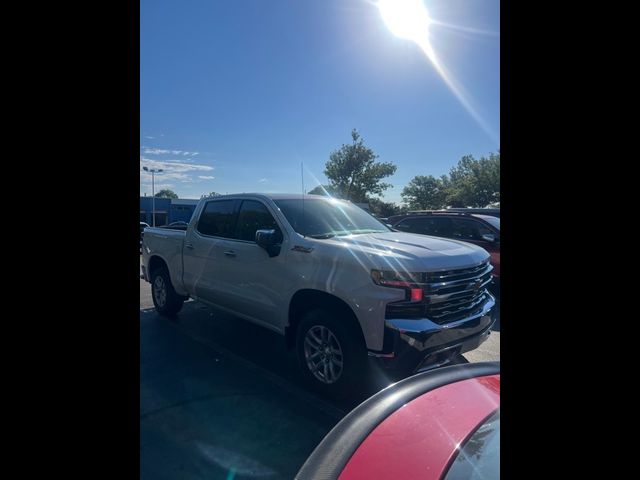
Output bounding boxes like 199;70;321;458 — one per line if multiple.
151;267;185;317
295;310;368;398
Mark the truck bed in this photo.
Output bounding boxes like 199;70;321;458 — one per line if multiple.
141;227;186;291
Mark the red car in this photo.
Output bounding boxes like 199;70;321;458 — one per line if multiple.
390;212;500;282
296;362;500;479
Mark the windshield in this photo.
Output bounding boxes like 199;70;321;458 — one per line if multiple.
274;198;391;238
444;409;500;480
479;216;500;230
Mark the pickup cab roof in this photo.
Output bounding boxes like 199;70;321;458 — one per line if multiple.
202;193;338;201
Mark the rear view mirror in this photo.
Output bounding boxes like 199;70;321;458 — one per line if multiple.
481;233;496;242
255;229;283;257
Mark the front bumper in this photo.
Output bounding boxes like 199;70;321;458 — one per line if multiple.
369;294;496;373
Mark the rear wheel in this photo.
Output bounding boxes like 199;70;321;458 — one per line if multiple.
295;309;368;398
150;267;185;317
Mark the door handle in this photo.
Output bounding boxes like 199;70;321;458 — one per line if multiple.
223;250;236;257
185;242;194;249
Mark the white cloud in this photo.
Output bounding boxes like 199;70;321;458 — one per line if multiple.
144;148;171;155
143;148;200;156
145;136;155;139
140;182;173;191
258;178;268;183
140;157;214;173
140;156;214;194
141;172;189;182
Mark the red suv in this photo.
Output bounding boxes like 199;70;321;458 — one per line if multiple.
389;212;500;281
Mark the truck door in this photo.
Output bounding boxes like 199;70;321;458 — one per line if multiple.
182;199;239;303
215;199;289;330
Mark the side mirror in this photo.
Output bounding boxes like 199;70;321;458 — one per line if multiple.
481;233;496;242
255;229;283;257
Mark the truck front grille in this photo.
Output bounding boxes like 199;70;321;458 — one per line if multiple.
385;260;493;324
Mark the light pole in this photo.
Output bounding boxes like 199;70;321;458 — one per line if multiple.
143;166;164;226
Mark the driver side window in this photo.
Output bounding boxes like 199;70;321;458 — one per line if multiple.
235;200;280;242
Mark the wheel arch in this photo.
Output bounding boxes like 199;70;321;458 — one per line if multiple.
286;289;364;350
148;255;168;278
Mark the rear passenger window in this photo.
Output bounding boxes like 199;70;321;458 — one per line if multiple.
396;217;452;237
235;200;280;242
451;218;492;240
197;200;237;238
395;219;415;232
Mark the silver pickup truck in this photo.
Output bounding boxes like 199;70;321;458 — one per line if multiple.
141;193;495;396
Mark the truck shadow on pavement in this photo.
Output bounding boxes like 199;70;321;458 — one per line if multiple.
140;301;400;480
140;295;500;480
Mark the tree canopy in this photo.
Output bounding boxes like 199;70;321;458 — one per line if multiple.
367;197;406;217
446;153;500;207
401;175;448;210
323;129;397;203
155;189;178;199
401;153;500;209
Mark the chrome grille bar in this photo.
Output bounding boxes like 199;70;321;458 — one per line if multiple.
384;258;495;325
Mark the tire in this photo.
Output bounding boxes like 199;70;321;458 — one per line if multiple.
150;266;185;317
295;309;368;398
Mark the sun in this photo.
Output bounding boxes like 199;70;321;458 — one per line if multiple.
376;0;498;144
377;0;432;45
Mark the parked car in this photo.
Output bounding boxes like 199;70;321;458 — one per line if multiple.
140;222;150;251
389;212;500;283
141;194;496;397
296;362;500;480
400;207;500;218
446;207;500;218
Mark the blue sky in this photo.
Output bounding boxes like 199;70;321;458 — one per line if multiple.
140;0;499;203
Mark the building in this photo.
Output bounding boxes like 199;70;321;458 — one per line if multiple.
140;197;199;226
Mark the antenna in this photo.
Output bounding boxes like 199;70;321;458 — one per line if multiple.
301;162;306;238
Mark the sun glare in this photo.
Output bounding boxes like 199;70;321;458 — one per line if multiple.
376;0;498;144
377;0;431;44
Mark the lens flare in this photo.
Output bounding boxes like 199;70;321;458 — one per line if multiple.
377;0;498;144
377;0;431;44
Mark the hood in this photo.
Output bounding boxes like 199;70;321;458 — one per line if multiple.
317;231;490;272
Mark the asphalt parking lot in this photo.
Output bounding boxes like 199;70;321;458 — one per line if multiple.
140;261;500;479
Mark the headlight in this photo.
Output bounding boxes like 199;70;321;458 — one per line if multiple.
371;269;424;302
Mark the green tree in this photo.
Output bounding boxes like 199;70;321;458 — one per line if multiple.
307;185;341;197
324;129;397;203
201;191;221;198
401;175;447;210
367;197;405;217
155;189;178;199
446;153;500;207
